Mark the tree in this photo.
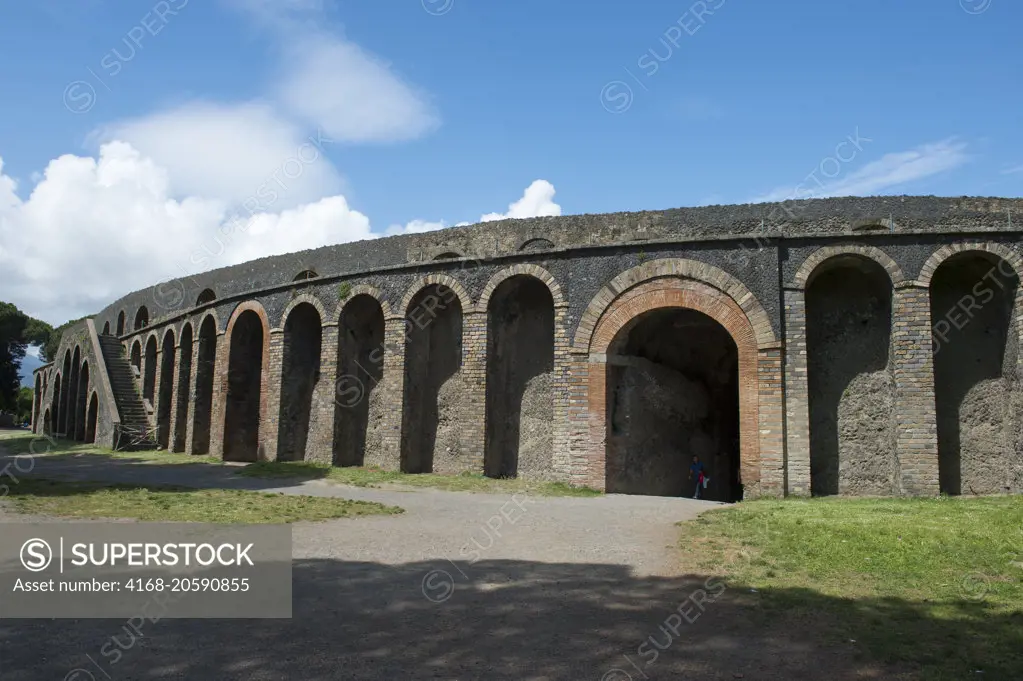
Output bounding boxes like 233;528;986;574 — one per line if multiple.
16;387;33;423
0;302;28;413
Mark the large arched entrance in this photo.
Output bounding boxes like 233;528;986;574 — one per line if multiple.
157;330;176;449
334;295;385;467
86;393;98;443
223;309;266;462
173;325;193;452
605;308;740;501
929;251;1020;495
192;316;217;455
572;260;780;499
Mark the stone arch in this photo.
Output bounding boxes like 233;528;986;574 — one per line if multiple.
277;294;329;331
85;392;99;443
58;350;71;436
294;269;319;281
583;277;763;499
334;285;393;321
172;323;193;452
43;408;52;436
130;339;142;375
793;244;905;289
222;301;270;462
917;242;1023;287
519;237;555;252
574;259;777;352
926;244;1023;495
196;288;217;306
74;360;89;441
116;311;125;336
156;328;176;449
477;265;567;313
50;374;62;436
191;313;219;456
33;374;41;433
67;347;81;439
400;274;473;318
134;306;150;330
276;301;323;462
334;292;387;467
143;335;158;405
102;321;110;335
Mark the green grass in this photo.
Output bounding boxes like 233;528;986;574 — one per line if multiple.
678;496;1023;679
237;461;602;497
0;430;221;464
5;478;402;523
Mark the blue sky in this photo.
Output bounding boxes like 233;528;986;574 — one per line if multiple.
1;0;1021;333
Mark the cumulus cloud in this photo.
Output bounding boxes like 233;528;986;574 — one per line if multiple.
95;101;344;209
753;139;969;204
388;180;563;235
0;143;372;325
0;143;560;326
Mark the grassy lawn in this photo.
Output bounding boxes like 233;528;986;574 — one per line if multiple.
237;460;602;497
679;496;1023;680
4;478;402;523
0;430;600;497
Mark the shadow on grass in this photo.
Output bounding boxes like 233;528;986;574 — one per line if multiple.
1;558;1019;680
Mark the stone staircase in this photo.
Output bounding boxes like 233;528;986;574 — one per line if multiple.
97;335;157;450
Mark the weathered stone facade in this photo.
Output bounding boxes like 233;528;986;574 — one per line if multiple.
31;196;1023;499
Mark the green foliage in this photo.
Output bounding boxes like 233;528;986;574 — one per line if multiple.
42;316;87;364
0;302;29;412
16;387;33;423
637;251;647;263
338;282;353;300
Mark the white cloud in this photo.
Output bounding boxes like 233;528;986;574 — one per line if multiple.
96;101;344;209
1001;164;1023;175
0;143;372;325
753;139;970;203
0;143;559;325
276;35;439;144
388;180;563;235
480;180;561;223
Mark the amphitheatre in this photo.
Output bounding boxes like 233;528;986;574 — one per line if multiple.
30;195;1023;501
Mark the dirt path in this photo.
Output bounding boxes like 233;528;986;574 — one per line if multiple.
0;450;900;680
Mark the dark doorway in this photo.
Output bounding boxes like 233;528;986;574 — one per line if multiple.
334;296;384;467
192;316;217;456
223;311;264;462
276;304;322;462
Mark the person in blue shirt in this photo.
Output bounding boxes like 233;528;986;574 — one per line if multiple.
688;455;706;499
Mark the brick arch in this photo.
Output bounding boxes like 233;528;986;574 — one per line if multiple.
277;294;329;331
574;259;777;352
576;277;768;495
177;320;194;347
792;244;906;289
219;300;272;461
916;242;1023;287
334;284;393;321
476;264;567;313
195;309;221;335
399;274;473;316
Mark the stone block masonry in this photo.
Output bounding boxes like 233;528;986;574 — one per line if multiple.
31;196;1023;499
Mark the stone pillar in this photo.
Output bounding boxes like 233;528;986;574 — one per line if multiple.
373;316;407;470
783;288;811;495
306;324;338;464
550;303;573;478
183;333;201;455
261;330;285;461
454;310;487;474
757;346;786;496
165;342;182;451
892;284;940;495
208;331;229;460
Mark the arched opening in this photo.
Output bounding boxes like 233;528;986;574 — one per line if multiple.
173;325;193;452
484;276;555;478
50;375;61;436
75;362;89;441
157;330;176;449
930;253;1019;495
67;348;81;439
806;256;895;496
276;303;322;462
33;375;41;433
134;306;150;330
130;340;142;376
143;336;158;405
223;310;265;462
401;285;463;473
102;321;110;335
58;350;71;436
86;393;98;443
192;316;217;456
605;308;741;501
333;295;385;467
196;289;217;306
43;408;52;436
294;270;319;281
116;311;125;336
433;252;462;261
